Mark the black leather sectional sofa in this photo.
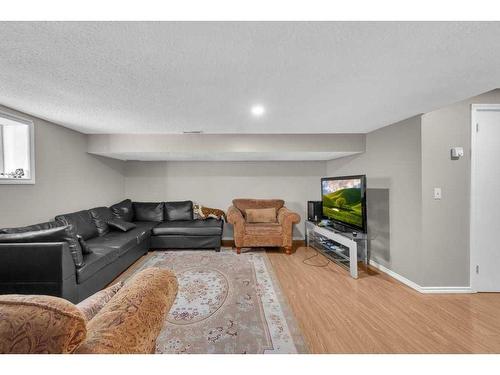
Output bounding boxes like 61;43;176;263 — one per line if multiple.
0;199;223;303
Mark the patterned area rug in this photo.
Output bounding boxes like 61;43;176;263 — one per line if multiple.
130;249;307;354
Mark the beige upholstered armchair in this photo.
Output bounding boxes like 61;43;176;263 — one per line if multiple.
227;199;301;255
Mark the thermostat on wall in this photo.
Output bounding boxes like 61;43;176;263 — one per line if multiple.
450;147;464;160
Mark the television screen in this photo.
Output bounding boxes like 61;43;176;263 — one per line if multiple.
321;175;366;232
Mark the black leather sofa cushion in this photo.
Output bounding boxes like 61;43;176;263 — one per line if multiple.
77;235;93;254
110;199;134;222
86;226;151;256
0;225;70;243
133;221;160;232
89;207;114;236
165;200;193;221
76;248;119;284
0;220;60;234
151;235;221;250
133;202;164;222
152;218;223;236
55;210;99;240
107;218;136;232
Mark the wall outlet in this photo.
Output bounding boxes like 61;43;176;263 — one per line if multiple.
433;187;442;200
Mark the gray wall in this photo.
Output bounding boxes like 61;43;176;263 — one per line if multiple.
326;89;500;288
0;105;125;228
420;89;500;287
327;116;423;284
124;160;326;239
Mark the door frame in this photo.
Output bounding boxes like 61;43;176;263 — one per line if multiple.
470;104;500;291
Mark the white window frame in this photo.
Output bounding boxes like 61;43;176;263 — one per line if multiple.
0;110;36;184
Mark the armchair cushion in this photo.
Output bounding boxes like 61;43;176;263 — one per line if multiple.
245;223;283;236
245;208;277;223
232;199;284;218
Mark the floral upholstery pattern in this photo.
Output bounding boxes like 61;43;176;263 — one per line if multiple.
228;199;300;251
0;295;87;354
76;281;124;321
75;267;178;354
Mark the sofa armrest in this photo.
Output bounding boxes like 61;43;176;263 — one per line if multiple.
0;242;77;301
277;207;301;226
277;207;301;249
227;206;246;247
227;206;245;226
76;268;178;354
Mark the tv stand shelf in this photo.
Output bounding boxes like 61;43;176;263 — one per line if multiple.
305;220;368;279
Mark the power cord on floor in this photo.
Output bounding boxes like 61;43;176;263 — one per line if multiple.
302;246;330;267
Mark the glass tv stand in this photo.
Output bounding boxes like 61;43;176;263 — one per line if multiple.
305;220;368;279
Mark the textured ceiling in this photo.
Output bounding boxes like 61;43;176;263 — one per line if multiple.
1;22;500;134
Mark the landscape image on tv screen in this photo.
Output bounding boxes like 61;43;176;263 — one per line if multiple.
322;177;363;229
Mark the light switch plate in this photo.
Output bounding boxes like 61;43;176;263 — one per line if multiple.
433;187;442;200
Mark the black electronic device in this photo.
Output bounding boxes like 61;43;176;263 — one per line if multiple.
307;201;322;222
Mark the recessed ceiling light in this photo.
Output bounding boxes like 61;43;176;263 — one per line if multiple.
251;104;265;117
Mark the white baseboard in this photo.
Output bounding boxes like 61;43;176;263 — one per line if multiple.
369;260;475;294
418;286;475;294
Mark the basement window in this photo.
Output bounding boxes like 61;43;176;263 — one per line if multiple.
0;111;35;184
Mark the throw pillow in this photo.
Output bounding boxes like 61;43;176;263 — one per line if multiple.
55;210;99;240
0;294;87;354
110;199;134;222
89;206;114;236
107;218;136;232
77;235;93;255
245;208;277;223
76;281;124;321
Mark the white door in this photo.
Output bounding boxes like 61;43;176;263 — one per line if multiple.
471;105;500;292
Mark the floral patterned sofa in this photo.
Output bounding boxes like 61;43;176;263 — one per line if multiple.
0;268;178;354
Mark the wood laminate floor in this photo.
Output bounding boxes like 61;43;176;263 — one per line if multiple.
118;245;500;353
267;246;500;353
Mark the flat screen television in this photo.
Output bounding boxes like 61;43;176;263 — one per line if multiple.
321;175;367;233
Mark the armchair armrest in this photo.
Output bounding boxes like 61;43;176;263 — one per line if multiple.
227;206;245;226
277;207;301;249
0;242;78;302
277;207;301;225
227;206;246;248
